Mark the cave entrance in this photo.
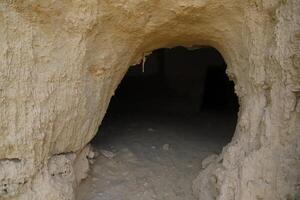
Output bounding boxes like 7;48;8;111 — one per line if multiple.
77;47;239;200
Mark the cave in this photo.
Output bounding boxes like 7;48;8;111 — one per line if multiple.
1;1;299;200
77;47;239;200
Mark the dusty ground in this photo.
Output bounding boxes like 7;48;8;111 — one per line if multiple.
76;74;237;200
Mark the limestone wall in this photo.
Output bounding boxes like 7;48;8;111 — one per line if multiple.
0;0;299;199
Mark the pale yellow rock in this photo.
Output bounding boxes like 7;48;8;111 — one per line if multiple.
0;0;299;199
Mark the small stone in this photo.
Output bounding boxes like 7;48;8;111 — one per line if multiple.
100;149;116;159
92;177;99;181
163;144;170;151
87;151;95;159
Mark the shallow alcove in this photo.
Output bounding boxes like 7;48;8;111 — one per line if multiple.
77;47;239;200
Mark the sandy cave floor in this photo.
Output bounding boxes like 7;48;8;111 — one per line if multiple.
76;108;236;200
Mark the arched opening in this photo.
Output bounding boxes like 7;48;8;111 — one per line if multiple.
77;46;239;200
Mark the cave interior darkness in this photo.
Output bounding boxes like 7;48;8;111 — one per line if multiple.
77;46;239;200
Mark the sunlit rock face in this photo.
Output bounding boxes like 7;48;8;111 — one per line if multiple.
0;0;299;199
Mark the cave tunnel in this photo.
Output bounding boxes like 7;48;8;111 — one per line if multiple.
77;46;239;200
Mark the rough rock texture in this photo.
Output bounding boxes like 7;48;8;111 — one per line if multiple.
0;0;299;199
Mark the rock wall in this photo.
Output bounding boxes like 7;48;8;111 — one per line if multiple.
0;0;299;199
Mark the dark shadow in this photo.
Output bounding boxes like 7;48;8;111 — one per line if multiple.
94;47;238;144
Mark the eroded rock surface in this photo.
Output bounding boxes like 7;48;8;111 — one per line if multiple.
0;0;299;199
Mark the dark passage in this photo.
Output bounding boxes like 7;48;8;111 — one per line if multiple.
77;47;239;200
